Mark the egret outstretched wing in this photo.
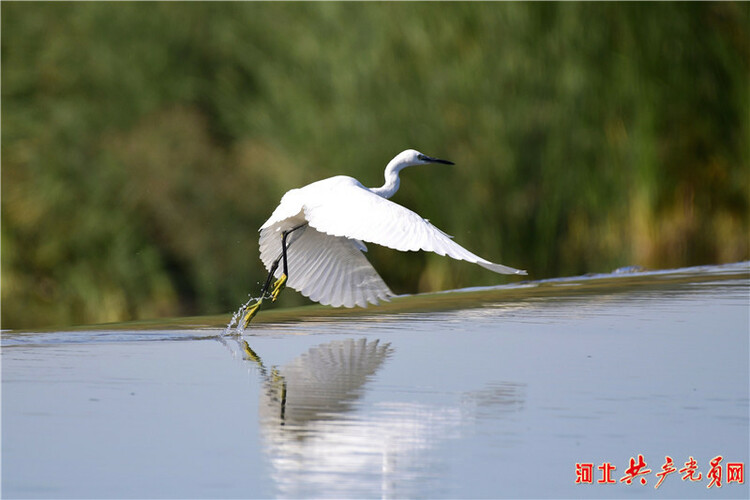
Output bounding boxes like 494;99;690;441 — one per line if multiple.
294;177;526;275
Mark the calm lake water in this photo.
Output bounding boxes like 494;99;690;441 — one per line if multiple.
3;262;749;499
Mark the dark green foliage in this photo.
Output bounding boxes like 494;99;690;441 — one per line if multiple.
3;2;748;328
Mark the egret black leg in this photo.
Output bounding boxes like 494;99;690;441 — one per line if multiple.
242;224;306;328
281;230;291;276
270;223;306;302
280;223;307;276
262;258;281;296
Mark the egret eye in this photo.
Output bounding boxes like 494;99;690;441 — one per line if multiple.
417;154;428;161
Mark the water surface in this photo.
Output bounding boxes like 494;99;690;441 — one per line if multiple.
3;262;749;499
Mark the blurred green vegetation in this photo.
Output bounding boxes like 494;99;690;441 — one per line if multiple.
2;2;748;329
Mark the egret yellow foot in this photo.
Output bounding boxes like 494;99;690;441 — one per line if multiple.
271;274;287;302
242;299;263;328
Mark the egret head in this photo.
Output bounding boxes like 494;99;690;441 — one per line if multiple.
391;149;454;171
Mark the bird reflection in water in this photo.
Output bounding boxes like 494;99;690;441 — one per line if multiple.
239;337;393;430
225;336;525;498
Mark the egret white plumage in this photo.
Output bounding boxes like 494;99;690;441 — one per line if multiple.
240;149;526;326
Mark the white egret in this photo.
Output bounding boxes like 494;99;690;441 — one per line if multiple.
241;149;526;326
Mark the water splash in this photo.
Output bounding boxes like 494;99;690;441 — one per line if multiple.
225;291;270;336
224;307;244;336
225;295;256;336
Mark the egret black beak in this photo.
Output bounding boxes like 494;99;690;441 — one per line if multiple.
418;154;455;165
